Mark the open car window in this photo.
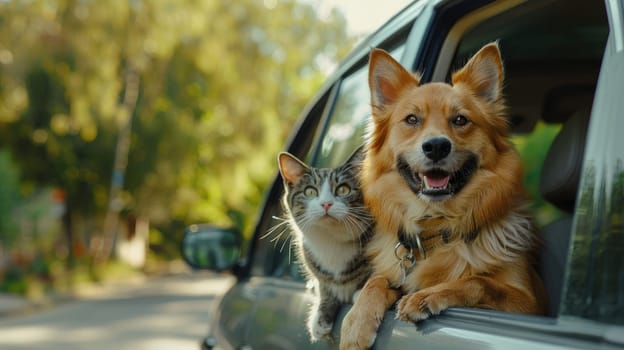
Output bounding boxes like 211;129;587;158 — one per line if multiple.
253;44;408;281
428;0;607;319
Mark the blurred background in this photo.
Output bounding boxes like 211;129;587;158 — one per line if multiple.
0;0;408;301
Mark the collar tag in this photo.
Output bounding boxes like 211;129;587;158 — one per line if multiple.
394;241;416;286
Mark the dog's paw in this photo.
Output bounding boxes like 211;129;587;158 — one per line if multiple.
339;309;379;350
396;290;449;323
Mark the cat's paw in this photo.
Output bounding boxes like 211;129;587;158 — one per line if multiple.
309;317;334;342
307;306;335;342
339;308;378;350
396;289;448;323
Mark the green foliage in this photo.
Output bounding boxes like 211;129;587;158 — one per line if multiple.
0;0;354;259
512;122;564;227
0;265;29;294
0;150;21;247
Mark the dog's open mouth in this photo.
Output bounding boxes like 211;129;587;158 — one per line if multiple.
421;170;452;196
397;155;478;199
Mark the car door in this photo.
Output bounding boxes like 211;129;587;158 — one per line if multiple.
328;0;624;349
231;29;413;350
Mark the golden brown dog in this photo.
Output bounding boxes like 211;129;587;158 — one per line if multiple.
339;43;546;349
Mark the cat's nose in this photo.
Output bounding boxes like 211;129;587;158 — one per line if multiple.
321;202;333;212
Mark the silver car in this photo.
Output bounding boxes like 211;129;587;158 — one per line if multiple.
182;0;624;348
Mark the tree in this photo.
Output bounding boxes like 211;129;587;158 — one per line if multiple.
0;150;21;250
0;0;354;271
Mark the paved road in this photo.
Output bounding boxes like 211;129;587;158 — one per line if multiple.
0;273;234;350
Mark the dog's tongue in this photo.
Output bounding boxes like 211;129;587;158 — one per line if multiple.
424;175;450;189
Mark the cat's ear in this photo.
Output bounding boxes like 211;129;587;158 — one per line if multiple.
369;48;419;113
344;144;366;167
278;152;309;185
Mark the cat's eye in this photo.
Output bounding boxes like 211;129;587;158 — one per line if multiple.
336;184;351;197
304;187;318;197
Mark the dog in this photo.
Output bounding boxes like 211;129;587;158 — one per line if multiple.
339;42;546;349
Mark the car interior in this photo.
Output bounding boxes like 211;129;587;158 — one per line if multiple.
445;0;607;317
254;0;609;322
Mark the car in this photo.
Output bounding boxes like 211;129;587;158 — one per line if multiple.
181;0;624;349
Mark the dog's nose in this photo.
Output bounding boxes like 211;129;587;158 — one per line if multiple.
422;137;452;162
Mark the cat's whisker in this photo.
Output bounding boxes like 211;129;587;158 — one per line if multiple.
349;207;373;217
345;213;372;251
347;210;371;219
270;231;285;243
297;215;315;232
263;226;291;248
344;217;360;243
279;232;293;253
344;215;363;239
347;213;367;232
261;218;290;240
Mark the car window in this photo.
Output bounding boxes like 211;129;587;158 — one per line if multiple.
247;89;334;280
250;44;407;281
430;0;608;319
313;45;405;168
562;28;624;325
248;164;307;280
450;0;607;228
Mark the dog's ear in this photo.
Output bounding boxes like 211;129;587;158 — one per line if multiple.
278;152;309;186
369;48;419;113
452;42;504;103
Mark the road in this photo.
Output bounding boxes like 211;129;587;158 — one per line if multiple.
0;272;234;350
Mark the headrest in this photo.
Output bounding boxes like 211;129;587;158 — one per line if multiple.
540;108;590;213
542;86;595;123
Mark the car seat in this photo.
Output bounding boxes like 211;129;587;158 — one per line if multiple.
539;93;592;316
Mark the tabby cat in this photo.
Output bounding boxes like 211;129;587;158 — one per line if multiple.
276;147;373;342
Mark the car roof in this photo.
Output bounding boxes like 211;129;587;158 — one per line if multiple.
306;0;438;108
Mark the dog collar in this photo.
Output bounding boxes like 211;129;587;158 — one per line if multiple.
394;226;477;286
396;227;451;261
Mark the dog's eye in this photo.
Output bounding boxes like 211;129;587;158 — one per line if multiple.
404;114;420;125
451;115;469;127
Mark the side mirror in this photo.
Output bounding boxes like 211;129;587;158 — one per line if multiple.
181;224;242;272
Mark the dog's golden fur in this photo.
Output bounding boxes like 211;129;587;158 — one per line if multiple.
339;43;546;349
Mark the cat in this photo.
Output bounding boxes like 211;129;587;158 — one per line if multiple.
276;146;373;342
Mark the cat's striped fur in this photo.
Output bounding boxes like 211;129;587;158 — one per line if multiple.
277;147;373;342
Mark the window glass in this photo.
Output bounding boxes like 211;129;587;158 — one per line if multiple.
314;45;405;168
562;32;624;325
251;45;406;281
248;90;334;279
